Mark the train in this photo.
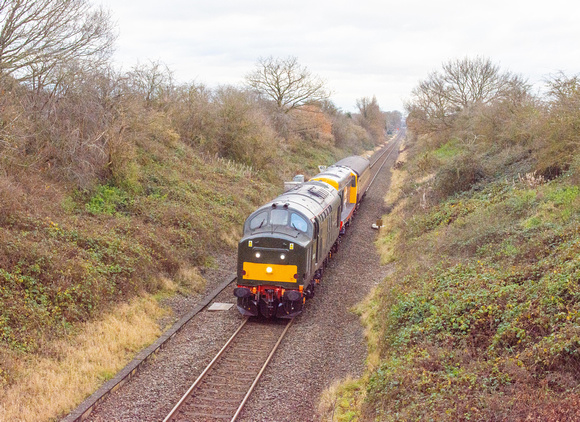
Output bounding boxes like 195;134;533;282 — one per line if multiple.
233;155;371;318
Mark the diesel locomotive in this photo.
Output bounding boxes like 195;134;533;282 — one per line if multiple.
233;155;371;318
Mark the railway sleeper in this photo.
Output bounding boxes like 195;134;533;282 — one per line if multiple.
186;402;239;411
203;375;256;384
182;410;234;420
233;347;275;354
215;367;264;376
194;387;248;396
201;379;252;389
221;356;271;364
190;396;242;405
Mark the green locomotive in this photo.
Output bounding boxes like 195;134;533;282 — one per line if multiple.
234;156;370;318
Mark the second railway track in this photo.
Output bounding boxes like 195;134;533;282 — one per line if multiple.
163;318;293;422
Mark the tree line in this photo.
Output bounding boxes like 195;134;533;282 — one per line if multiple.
406;56;579;189
0;0;401;194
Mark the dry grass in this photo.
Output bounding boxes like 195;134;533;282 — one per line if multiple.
318;376;365;422
375;144;409;264
219;226;243;249
374;208;404;264
175;266;207;294
384;145;408;207
353;286;385;371
0;295;166;422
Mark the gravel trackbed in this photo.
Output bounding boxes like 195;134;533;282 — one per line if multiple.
81;140;400;422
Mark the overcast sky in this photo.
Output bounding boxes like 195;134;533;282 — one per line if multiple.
98;0;580;113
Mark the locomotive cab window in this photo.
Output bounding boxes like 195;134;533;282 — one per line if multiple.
246;209;312;235
249;211;268;230
290;213;308;233
271;209;288;226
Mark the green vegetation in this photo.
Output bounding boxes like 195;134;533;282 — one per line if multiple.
325;60;580;421
0;83;382;419
0;96;376;354
0;5;396;417
0;2;400;420
363;177;580;421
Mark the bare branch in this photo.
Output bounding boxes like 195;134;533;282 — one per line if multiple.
245;56;330;113
406;57;530;134
0;0;116;86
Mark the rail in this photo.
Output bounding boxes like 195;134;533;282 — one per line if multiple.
367;130;404;191
63;275;237;422
163;318;294;422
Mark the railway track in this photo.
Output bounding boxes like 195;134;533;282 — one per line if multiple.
66;130;404;422
368;129;404;185
162;132;402;422
163;318;293;422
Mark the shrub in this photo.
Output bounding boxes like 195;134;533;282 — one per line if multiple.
85;185;129;215
432;154;486;200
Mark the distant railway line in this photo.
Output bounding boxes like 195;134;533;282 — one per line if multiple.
369;130;403;181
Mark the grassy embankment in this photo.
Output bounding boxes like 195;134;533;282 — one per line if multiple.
323;140;580;421
0;94;362;420
0;140;348;421
320;68;580;421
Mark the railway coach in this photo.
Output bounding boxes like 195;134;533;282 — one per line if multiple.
234;155;370;318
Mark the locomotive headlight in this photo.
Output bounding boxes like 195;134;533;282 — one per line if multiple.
266;266;273;274
280;254;286;260
255;252;261;258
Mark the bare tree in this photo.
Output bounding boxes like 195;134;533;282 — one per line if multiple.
0;0;116;86
356;95;386;145
385;110;402;133
245;56;330;113
546;71;580;108
126;60;175;107
406;57;528;134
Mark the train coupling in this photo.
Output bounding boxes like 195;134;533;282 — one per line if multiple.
234;286;304;318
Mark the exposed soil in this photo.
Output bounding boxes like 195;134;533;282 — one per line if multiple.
80;141;399;422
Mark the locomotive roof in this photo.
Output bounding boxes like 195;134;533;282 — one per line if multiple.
241;181;339;242
310;165;353;191
334;155;370;177
268;181;339;219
